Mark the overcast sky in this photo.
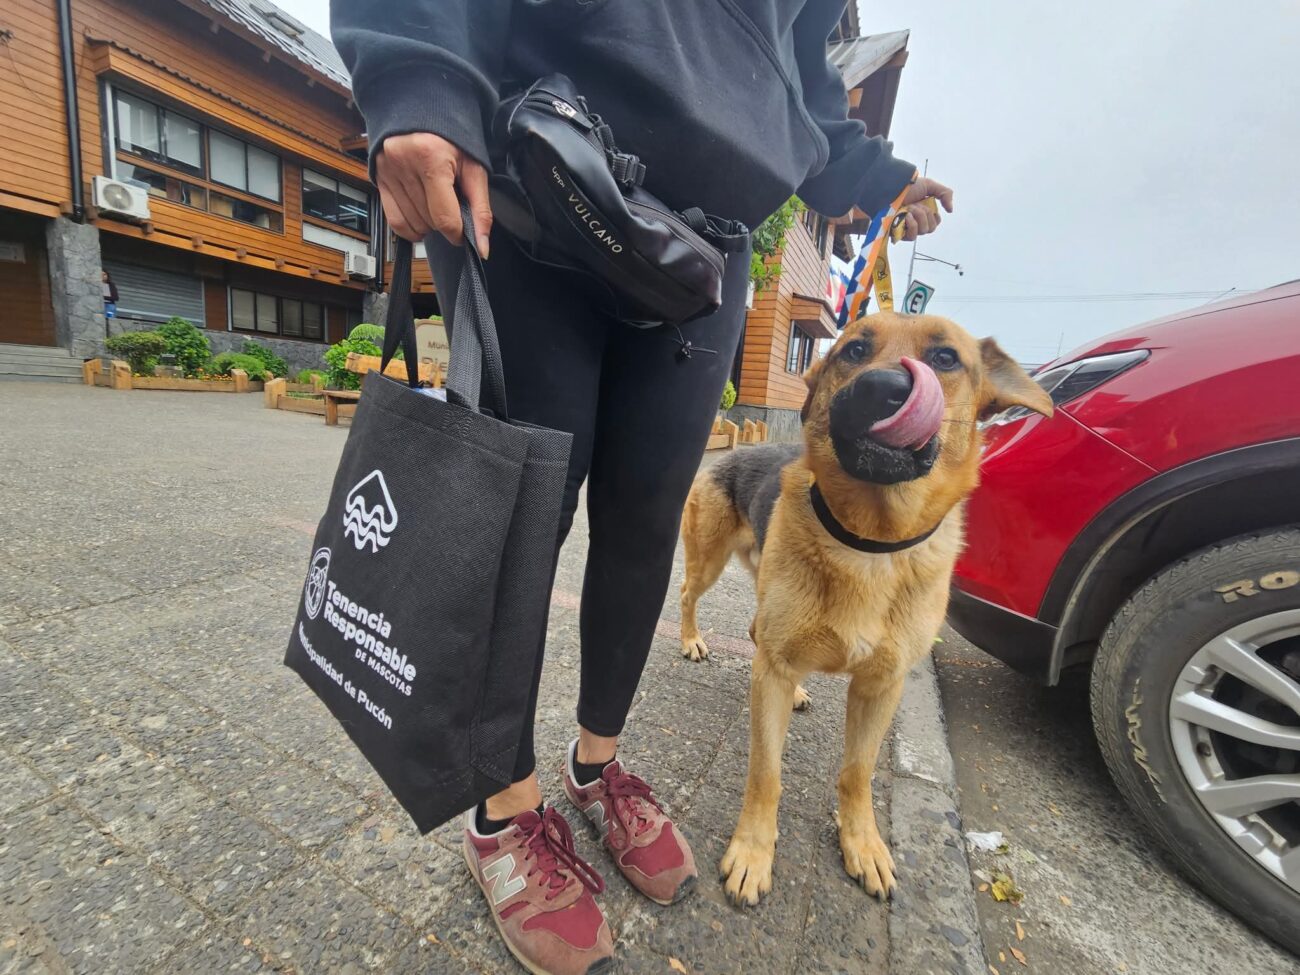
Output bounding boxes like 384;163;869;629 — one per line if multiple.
276;0;1299;364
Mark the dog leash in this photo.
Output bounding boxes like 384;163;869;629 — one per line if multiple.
868;197;940;314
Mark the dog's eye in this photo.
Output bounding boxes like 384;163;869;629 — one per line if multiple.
929;347;961;371
842;341;869;363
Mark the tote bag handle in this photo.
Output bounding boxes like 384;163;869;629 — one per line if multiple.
380;205;509;419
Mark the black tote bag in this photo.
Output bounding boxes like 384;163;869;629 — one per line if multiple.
284;211;572;832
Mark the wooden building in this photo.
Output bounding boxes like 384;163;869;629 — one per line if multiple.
0;0;377;379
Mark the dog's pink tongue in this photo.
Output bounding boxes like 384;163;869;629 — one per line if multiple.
869;357;945;450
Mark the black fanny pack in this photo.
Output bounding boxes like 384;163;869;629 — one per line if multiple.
489;74;749;328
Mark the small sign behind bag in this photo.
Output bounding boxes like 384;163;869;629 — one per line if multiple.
283;211;572;832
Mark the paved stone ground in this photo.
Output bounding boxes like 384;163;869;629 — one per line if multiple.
0;384;973;975
935;633;1299;975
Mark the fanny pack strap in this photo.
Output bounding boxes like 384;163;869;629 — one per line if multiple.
585;106;749;249
680;208;750;253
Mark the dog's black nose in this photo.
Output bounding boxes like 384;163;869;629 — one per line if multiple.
835;368;914;428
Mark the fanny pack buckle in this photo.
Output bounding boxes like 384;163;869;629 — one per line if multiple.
607;151;646;188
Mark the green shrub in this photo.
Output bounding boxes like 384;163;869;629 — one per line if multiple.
720;379;737;411
239;339;288;378
347;323;401;359
348;323;385;345
156;318;210;376
323;336;381;390
105;330;168;374
207;351;268;382
296;368;326;385
751;197;805;291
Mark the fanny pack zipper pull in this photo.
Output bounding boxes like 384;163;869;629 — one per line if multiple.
550;98;594;131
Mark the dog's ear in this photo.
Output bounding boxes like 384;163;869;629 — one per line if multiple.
978;338;1054;419
800;357;826;423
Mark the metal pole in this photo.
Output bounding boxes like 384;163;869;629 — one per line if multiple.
905;158;927;293
56;0;85;220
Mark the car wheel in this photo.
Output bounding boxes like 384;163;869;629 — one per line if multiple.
1091;528;1300;955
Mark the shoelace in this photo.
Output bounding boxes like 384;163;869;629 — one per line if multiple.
605;770;662;842
522;807;605;899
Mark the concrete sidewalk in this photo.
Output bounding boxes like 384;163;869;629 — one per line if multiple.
0;384;981;974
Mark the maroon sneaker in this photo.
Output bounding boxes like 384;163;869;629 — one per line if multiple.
563;741;698;906
462;806;613;975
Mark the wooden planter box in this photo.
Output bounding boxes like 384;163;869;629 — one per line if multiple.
262;378;357;422
83;360;263;393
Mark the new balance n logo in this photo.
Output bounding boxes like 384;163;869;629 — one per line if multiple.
585;800;609;838
482;852;527;905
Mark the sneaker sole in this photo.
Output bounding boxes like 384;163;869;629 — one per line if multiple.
461;841;613;975
565;791;698;907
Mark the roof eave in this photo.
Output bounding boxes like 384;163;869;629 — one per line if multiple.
169;0;354;100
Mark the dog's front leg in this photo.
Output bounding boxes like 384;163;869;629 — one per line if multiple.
721;652;804;906
838;673;906;900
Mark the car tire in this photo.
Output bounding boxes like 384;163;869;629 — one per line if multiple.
1091;528;1300;956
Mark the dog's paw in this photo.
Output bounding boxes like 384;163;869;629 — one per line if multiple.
720;834;774;907
792;684;811;711
681;636;710;662
840;830;896;901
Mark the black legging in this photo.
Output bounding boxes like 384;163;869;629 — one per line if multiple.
427;226;750;780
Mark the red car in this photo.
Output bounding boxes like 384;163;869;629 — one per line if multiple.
949;280;1300;953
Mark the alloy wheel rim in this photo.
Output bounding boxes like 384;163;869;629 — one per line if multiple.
1169;608;1300;894
1170;608;1300;899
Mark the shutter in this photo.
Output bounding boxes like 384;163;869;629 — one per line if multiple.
103;260;205;327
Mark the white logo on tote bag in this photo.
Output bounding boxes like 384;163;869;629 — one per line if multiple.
304;547;331;618
343;470;398;553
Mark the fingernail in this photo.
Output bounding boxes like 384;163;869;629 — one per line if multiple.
478;234;490;260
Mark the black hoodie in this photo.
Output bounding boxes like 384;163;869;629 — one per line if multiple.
331;0;916;228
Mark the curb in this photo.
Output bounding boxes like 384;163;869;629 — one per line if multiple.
887;655;986;975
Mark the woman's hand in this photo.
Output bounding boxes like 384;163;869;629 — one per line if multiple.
896;176;954;242
374;133;493;257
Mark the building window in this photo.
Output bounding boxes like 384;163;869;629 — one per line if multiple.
114;91;203;175
231;289;324;341
302;169;370;235
116;161;207;209
787;325;815;374
111;86;284;231
802;209;830;256
210;192;283;232
208;131;281;202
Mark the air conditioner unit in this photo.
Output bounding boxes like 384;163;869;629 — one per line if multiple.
92;175;151;221
344;252;377;279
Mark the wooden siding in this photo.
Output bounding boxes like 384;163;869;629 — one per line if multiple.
0;213;57;345
737;218;833;410
0;3;70;216
1;0;374;292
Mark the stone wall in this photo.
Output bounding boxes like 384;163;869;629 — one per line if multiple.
361;291;389;327
206;332;328;376
46;218;105;359
726;404;803;443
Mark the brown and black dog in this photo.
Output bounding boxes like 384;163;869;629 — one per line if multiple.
678;311;1053;906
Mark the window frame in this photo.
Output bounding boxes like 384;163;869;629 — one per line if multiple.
113;89;205;177
228;287;327;342
109;85;285;232
301;168;371;237
207;129;282;203
786;325;815;374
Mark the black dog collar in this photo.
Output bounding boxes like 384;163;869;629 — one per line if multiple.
809;483;940;554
